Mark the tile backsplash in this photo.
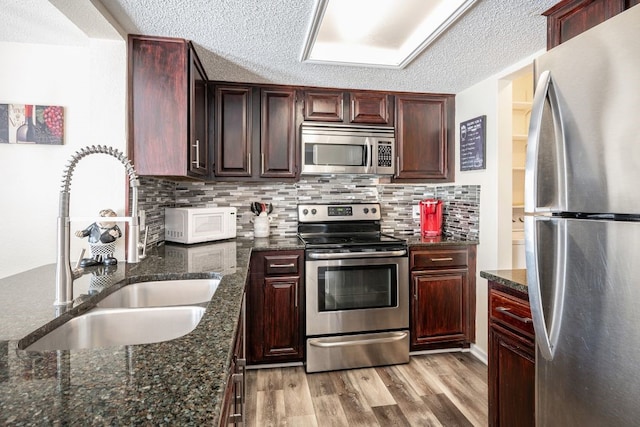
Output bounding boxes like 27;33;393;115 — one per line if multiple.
138;176;480;247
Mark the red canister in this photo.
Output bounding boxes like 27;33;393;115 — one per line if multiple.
420;199;443;237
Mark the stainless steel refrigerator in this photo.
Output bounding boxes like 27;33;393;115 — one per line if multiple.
525;5;640;426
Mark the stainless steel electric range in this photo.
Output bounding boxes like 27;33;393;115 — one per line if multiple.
297;202;409;373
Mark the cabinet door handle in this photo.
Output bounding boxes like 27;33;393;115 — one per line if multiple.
247;151;251;175
232;372;243;384
192;139;200;167
294;281;298;308
496;306;533;324
269;263;295;268
395;155;400;178
430;257;453;262
261;152;265;174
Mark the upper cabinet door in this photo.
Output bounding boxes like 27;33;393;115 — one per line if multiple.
303;90;344;122
350;92;393;125
260;88;298;178
543;0;626;49
395;94;455;182
128;35;189;177
214;85;253;177
189;48;209;177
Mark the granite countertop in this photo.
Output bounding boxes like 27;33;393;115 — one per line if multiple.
480;269;528;294
0;233;473;425
0;236;303;426
403;235;479;247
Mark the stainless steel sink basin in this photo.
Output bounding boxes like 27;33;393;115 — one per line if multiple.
97;279;220;308
25;306;206;351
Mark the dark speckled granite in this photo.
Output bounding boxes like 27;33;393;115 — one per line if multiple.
403;235;478;247
480;269;528;294
0;237;303;426
0;233;476;426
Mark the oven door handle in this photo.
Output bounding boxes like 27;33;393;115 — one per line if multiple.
308;331;408;348
306;249;407;260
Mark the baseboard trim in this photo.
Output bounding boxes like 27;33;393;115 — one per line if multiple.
469;344;488;365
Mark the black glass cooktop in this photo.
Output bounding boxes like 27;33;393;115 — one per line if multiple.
299;233;405;249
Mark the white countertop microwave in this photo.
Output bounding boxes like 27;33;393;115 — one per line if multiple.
300;123;395;175
165;207;237;244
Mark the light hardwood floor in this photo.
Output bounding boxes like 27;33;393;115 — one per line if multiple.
245;352;488;427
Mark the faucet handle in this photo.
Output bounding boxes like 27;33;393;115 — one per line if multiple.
138;226;148;259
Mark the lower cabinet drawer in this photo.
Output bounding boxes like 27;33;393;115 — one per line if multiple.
306;330;410;373
410;248;469;269
490;290;534;337
263;254;300;275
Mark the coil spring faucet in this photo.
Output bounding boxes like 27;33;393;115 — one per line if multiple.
55;145;141;306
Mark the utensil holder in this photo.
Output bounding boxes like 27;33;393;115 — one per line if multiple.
253;213;272;238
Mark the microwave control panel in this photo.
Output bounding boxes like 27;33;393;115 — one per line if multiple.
377;141;393;167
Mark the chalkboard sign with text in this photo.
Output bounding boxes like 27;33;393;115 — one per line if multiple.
460;115;486;171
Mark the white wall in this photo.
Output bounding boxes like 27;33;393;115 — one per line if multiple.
456;52;542;357
0;39;127;278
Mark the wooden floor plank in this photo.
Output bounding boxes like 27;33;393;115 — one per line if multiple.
282;366;316;417
376;365;423;405
312;394;350;427
256;367;284;392
422;393;474;427
415;354;488;426
286;414;319;427
255;389;286;427
246;353;488;427
346;367;397;407
332;370;380;426
396;358;443;397
306;370;338;397
371;404;412;426
376;365;444;426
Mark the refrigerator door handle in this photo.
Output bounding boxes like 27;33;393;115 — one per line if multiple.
526;216;567;360
525;70;566;213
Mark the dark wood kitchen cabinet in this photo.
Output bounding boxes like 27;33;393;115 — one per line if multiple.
220;292;246;426
395;93;455;182
302;89;393;125
128;35;210;179
247;250;304;364
213;84;298;179
260;87;298;178
543;0;639;49
409;245;476;351
214;84;253;177
488;281;535;427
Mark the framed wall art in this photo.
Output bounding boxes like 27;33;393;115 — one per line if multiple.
0;103;64;145
460;115;486;171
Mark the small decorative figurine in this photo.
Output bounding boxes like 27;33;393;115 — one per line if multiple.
75;208;122;267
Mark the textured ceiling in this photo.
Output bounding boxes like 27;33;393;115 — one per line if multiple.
1;0;560;94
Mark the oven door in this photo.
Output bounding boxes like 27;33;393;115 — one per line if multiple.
306;253;409;336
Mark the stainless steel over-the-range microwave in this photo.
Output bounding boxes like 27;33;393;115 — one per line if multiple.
300;123;395;175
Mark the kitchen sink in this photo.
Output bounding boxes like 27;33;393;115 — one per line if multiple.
97;279;220;308
24;305;206;351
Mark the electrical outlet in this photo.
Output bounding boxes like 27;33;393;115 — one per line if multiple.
412;205;420;219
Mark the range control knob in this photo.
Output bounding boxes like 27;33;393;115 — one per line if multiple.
371;207;377;214
302;209;309;216
363;208;369;214
311;209;317;215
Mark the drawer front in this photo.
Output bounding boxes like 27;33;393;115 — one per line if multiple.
411;248;468;269
264;254;300;275
490;290;534;337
